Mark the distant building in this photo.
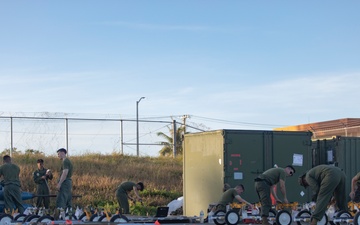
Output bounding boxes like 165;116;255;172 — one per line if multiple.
274;118;360;140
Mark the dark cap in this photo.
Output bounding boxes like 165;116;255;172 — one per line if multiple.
57;148;67;154
37;159;44;163
137;182;144;191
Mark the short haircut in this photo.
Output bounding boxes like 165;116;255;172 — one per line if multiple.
37;159;44;163
3;155;11;162
236;184;245;191
137;182;144;191
57;148;67;154
286;165;296;174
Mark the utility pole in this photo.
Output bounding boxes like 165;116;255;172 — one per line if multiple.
181;115;190;133
136;97;145;157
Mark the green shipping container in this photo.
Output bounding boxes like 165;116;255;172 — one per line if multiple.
183;129;313;217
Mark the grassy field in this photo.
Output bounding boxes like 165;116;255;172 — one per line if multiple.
10;153;183;215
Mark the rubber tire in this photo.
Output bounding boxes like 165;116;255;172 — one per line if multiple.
98;215;111;222
225;210;240;225
22;214;32;223
64;214;77;220
269;208;277;217
268;209;277;224
276;210;292;225
37;215;54;223
354;211;360;225
318;214;329;225
90;214;101;222
214;210;226;225
0;214;13;224
14;213;27;222
78;213;89;222
24;214;40;222
258;208;277;216
295;210;312;225
334;210;352;225
110;214;129;223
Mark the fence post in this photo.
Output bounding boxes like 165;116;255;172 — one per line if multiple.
10;117;13;157
65;118;69;156
173;120;176;158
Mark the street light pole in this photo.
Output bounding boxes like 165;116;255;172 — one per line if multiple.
136;97;145;156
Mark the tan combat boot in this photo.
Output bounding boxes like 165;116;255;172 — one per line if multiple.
262;216;271;225
310;218;318;225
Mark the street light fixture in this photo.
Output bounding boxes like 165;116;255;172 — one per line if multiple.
136;97;145;156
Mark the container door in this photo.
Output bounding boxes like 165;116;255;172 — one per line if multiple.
272;131;313;203
332;137;360;199
223;130;266;203
183;131;225;217
312;139;336;166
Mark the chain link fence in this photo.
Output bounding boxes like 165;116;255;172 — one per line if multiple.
0;113;204;157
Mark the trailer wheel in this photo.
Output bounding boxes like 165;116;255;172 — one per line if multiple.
335;210;352;225
90;214;101;222
259;208;277;216
0;214;13;224
98;215;111;222
276;210;292;225
110;214;129;223
354;211;360;225
24;214;40;222
78;213;89;222
268;209;277;224
214;210;226;225
64;214;77;220
225;210;240;225
269;209;277;216
37;215;54;223
14;213;27;222
318;214;328;225
295;210;312;225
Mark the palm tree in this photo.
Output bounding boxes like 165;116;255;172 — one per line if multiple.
157;126;185;157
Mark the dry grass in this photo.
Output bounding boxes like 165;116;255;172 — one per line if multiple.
11;153;183;213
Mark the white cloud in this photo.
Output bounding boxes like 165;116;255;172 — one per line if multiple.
160;72;360;128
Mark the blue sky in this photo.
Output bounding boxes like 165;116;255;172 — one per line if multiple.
1;1;359;156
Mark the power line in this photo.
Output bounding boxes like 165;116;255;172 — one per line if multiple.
190;115;289;128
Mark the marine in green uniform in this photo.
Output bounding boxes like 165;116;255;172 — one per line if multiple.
33;158;53;208
115;181;144;214
298;164;347;225
350;172;360;202
210;184;252;212
0;155;25;214
254;165;295;225
56;148;73;210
